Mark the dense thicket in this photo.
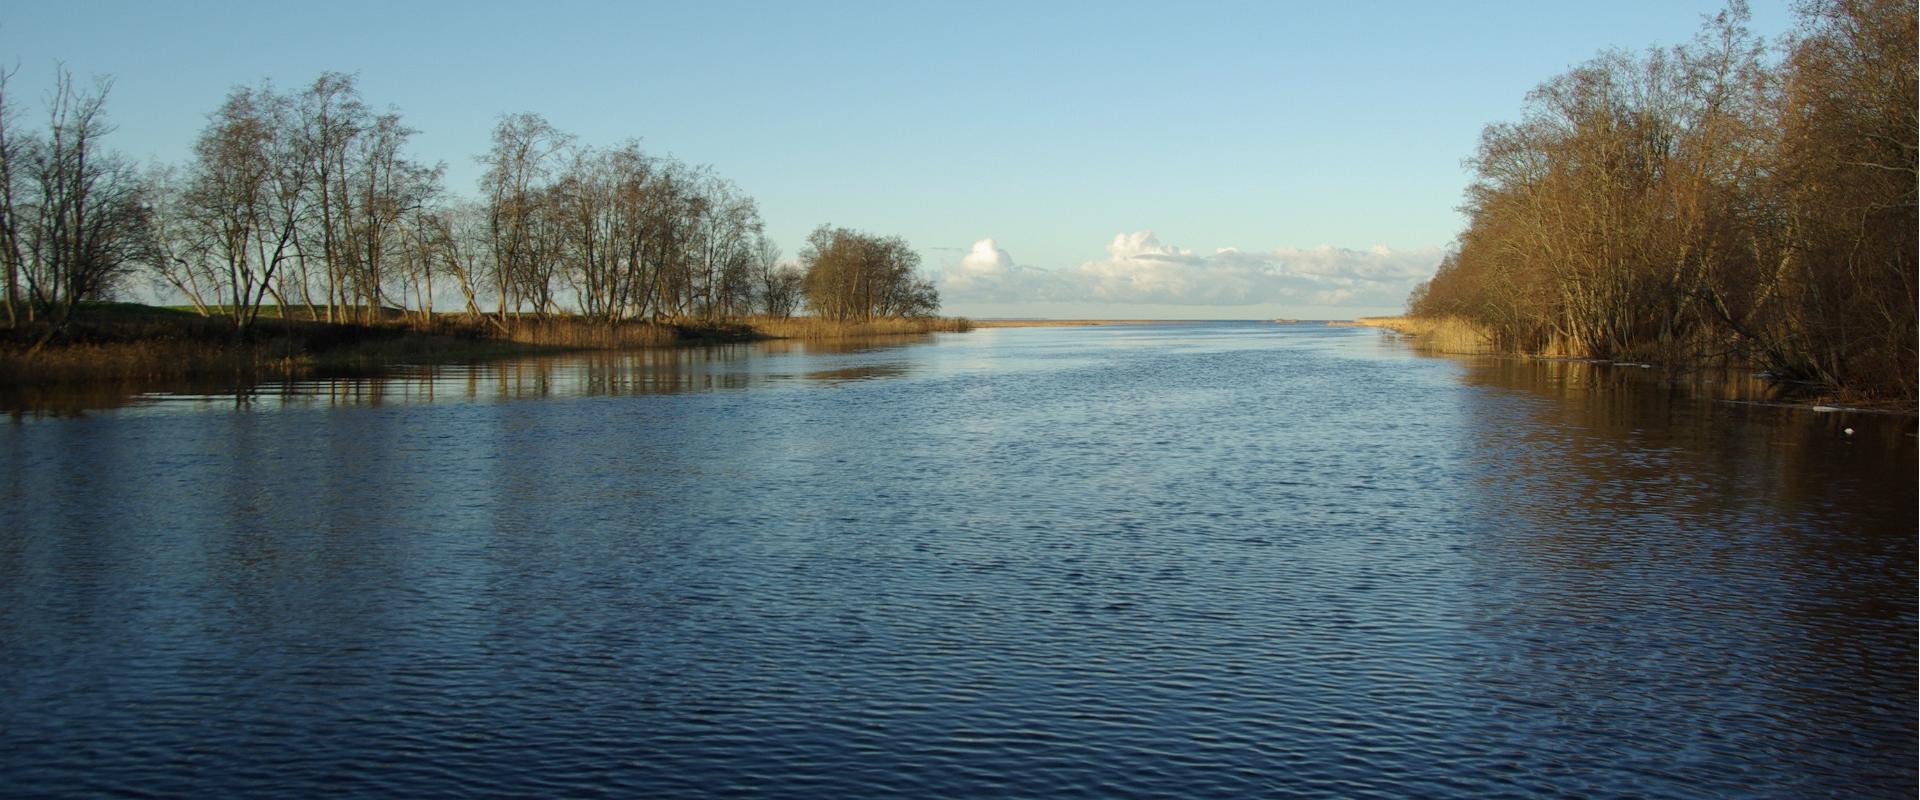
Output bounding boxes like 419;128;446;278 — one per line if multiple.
0;72;932;336
1410;0;1915;402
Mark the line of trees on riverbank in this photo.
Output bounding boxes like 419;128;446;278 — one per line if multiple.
0;71;941;339
1407;0;1915;402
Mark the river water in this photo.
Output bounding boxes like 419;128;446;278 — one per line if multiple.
1;322;1913;798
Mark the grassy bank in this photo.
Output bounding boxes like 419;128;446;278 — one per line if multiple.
0;304;974;387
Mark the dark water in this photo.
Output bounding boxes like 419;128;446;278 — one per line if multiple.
1;323;1913;798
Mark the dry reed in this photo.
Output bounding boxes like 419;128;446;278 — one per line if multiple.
742;316;974;339
1348;316;1494;355
0;340;303;386
489;317;697;349
0;306;978;388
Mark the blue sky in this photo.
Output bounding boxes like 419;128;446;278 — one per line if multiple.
1;1;1794;318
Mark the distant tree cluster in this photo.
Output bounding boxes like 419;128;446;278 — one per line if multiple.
1409;0;1915;401
0;71;934;334
798;225;938;322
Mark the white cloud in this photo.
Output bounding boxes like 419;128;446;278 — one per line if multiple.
937;231;1441;310
936;237;1073;303
947;238;1015;286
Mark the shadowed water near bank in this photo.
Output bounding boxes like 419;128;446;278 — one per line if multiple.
0;303;974;412
0;322;1912;798
0;323;964;417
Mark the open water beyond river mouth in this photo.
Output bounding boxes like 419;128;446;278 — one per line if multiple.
1;322;1914;798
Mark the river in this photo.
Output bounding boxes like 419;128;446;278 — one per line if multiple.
1;322;1913;798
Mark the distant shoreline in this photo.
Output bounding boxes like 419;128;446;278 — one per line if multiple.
972;319;1325;328
0;303;974;389
972;319;1192;328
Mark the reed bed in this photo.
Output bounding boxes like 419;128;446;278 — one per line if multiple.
1349;316;1494;355
0;339;299;386
743;316;973;339
483;317;709;349
435;314;969;346
0;305;978;387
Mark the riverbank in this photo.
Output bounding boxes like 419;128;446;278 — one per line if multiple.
0;304;973;387
1348;315;1915;411
972;319;1194;328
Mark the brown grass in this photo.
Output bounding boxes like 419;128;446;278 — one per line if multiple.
0;339;301;385
436;313;971;345
1346;316;1494;355
0;309;545;387
469;316;754;349
742;316;974;338
0;306;979;388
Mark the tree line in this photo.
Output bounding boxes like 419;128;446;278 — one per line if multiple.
1408;0;1915;402
0;71;939;337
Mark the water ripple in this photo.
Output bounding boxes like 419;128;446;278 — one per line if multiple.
0;323;1913;798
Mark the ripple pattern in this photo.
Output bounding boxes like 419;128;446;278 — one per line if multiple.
0;323;1913;798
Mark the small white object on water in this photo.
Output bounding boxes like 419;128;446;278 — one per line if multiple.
1843;427;1854;436
1810;405;1840;413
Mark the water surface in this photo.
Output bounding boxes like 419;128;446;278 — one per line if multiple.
2;323;1913;798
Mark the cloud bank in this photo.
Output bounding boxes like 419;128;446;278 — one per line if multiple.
938;232;1441;311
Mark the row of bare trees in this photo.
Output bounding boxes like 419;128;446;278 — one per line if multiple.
468;113;792;325
0;69;929;337
1409;0;1915;402
147;74;441;332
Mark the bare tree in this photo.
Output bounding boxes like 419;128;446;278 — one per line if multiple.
421;200;498;324
180;82;308;334
145;162;219;315
295;72;368;322
339;110;440;322
752;234;802;318
478;112;569;321
0;65;23;326
5;69;155;335
688;175;760;318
